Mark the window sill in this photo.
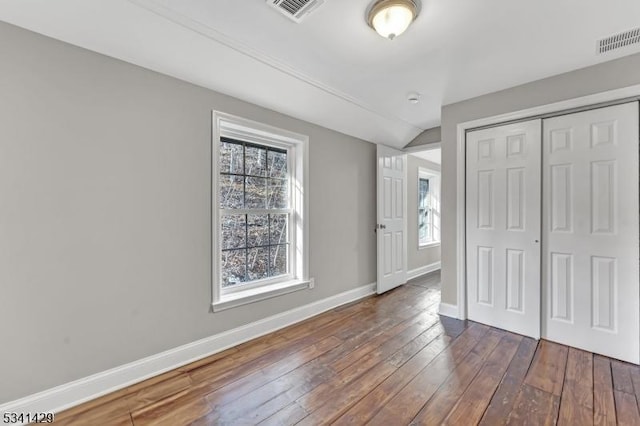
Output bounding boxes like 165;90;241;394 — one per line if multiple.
419;241;441;250
212;278;314;312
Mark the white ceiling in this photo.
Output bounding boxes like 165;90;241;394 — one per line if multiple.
411;148;441;165
2;0;640;148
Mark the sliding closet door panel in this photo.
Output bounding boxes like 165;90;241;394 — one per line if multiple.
466;120;542;339
542;102;639;364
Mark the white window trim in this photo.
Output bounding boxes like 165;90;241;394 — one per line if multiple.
211;111;310;312
418;166;441;249
419;241;441;249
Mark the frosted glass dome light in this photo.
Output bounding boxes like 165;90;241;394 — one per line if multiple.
367;0;419;40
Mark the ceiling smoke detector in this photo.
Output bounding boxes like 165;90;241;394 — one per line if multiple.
267;0;325;23
407;93;421;104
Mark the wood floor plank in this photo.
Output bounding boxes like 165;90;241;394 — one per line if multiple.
295;361;399;425
54;388;131;423
203;336;341;423
614;390;640;425
558;347;593;426
441;333;523;425
333;332;453;425
57;413;134;426
611;359;640;425
332;288;438;342
294;320;446;425
189;294;405;388
224;370;329;424
386;323;447;368
56;273;634;426
630;364;640;418
131;392;211;426
611;360;636;394
203;301;440;423
203;311;428;423
188;316;361;389
125;373;193;412
506;384;561;425
409;329;511;425
54;396;132;426
176;349;239;375
524;339;569;396
479;337;538;426
204;353;333;422
258;401;308;426
329;311;437;373
593;355;617;426
366;323;491;425
295;315;439;413
205;335;341;407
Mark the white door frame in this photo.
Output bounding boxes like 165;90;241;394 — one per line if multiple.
455;83;640;320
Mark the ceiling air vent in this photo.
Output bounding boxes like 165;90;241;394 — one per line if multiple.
598;27;640;54
267;0;325;23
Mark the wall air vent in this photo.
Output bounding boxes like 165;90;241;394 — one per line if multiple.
267;0;325;23
598;27;640;54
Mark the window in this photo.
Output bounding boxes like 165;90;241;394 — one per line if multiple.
219;138;290;287
418;167;440;247
212;112;309;311
418;177;432;242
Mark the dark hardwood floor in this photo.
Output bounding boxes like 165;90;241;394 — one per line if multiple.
55;272;640;425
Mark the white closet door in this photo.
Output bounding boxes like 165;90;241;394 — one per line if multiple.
466;120;542;338
543;102;639;364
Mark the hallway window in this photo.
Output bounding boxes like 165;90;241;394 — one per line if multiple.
418;167;440;246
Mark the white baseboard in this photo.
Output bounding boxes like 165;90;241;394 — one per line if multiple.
407;261;441;281
438;302;459;319
0;282;376;417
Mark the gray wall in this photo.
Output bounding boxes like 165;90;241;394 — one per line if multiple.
407;155;441;271
0;21;376;403
406;126;441;148
438;52;640;305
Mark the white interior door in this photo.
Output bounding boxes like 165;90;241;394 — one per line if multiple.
542;102;639;364
466;120;542;338
377;144;407;294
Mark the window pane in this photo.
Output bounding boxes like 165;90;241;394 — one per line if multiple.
246;145;267;177
219;138;296;290
247;247;269;281
268;150;287;178
270;244;288;277
418;178;430;209
419;215;426;242
268;178;288;209
247;214;269;248
245;177;267;209
220;175;244;209
270;214;288;245
222;249;246;287
418;177;432;244
221;214;246;250
220;141;243;175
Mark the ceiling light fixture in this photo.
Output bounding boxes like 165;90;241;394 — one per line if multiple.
367;0;420;40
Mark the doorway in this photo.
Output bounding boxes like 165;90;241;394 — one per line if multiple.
408;145;442;280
